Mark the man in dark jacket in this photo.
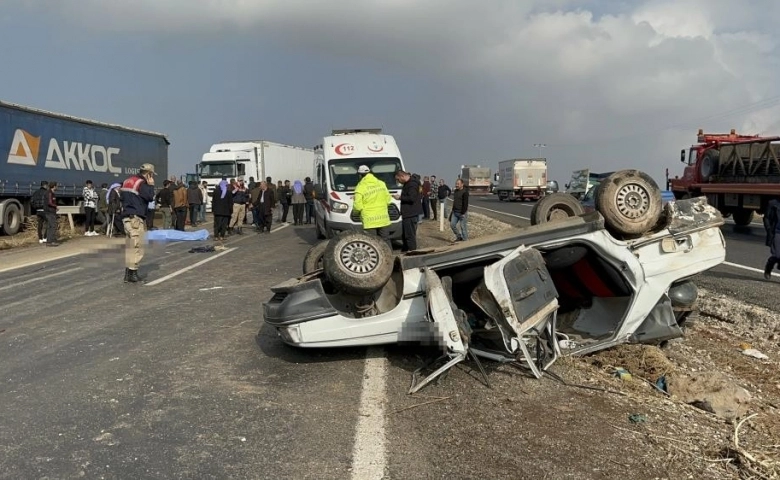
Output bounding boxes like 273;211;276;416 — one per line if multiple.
120;163;156;283
450;178;469;242
156;180;173;229
31;181;49;243
303;177;315;224
211;179;233;240
187;181;203;227
393;170;422;252
280;180;292;223
255;181;274;233
44;181;59;247
763;198;780;280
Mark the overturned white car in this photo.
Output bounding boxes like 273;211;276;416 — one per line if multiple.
263;170;726;392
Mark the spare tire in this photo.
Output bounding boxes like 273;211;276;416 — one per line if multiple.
530;193;584;225
595;170;662;237
699;150;719;182
322;231;393;296
302;240;329;274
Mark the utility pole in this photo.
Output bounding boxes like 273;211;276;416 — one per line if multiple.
533;143;546;158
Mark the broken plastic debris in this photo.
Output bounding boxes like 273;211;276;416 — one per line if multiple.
741;348;769;360
189;245;216;253
613;367;632;381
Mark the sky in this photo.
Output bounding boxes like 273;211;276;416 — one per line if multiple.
2;0;779;188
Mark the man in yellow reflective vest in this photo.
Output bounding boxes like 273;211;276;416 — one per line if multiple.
353;165;393;248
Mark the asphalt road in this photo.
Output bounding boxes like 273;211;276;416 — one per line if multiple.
467;195;780;310
1;218;740;480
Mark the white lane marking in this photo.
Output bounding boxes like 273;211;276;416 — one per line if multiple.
144;247;238;286
721;261;780;278
351;346;388;480
469;204;530;220
272;223;290;233
0;266;82;292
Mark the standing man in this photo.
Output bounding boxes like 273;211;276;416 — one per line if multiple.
421;176;431;220
97;183;109;233
428;175;439;221
156;180;173;229
44;182;59;247
229;178;249;235
199;180;209;223
303;177;315;224
354;165;393;248
255;181;274;233
31;181;48;244
187;180;203;227
120;163;156;283
450;178;469;242
393;170;421;252
172;180;188;231
280;180;292;223
763;198;780;280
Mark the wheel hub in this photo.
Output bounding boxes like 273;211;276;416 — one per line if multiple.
340;241;379;274
548;208;571;221
616;184;650;219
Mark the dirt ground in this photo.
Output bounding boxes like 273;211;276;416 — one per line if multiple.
417;214;780;479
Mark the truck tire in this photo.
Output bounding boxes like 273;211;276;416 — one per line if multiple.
2;202;22;236
322;231;393;296
530;193;584;225
595;170;661;237
699;150;719;182
732;208;754;226
302;240;329;274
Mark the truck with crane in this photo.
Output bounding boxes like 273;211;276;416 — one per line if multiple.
667;129;780;226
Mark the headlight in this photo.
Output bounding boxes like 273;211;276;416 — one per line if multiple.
330;200;349;213
278;325;302;344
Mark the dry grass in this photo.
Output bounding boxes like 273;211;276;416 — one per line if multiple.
0;216;85;250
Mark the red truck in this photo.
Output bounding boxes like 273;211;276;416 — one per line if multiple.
667;129;780;225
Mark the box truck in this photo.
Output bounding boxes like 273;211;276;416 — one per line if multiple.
197;141;314;209
0;100;169;235
459;165;492;195
495;158;547;201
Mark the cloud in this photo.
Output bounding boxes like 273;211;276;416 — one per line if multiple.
36;0;780;183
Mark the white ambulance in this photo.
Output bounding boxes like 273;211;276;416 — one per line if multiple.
313;129;405;240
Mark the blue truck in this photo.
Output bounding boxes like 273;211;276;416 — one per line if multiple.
0;101;169;235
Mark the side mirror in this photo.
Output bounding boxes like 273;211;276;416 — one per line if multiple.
680;149;686;163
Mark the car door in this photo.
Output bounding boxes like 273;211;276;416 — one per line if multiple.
471;245;560;378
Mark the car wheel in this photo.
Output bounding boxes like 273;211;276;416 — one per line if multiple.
322;231;393;296
302;240;329;274
530;193;584;225
595;170;662;237
732;208;754;226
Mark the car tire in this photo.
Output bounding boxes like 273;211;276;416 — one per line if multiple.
530;193;584;225
595;170;662;237
302;240;329;274
732;208;754;226
322;231;393;296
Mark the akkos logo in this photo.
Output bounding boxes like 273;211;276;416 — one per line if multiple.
6;128;122;173
7;129;41;166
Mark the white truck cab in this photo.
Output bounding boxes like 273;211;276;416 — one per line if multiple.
313;129;405;240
